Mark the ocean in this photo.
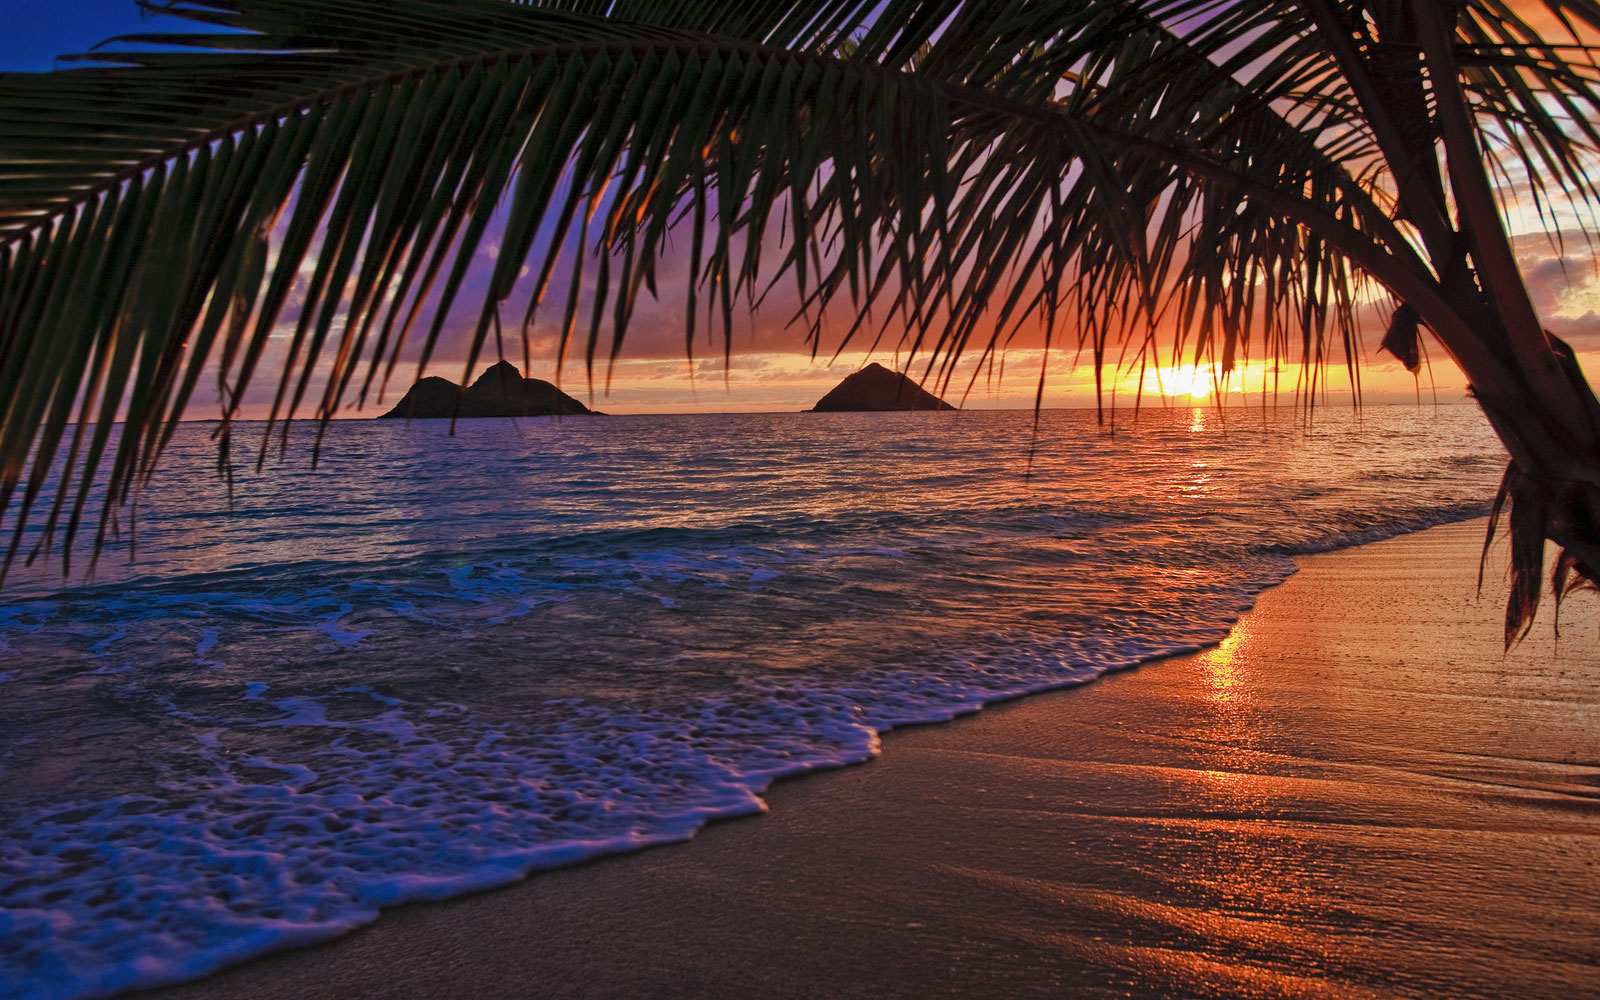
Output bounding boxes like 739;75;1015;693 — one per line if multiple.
0;404;1506;999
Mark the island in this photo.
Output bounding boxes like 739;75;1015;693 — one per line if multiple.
378;360;597;418
809;362;956;412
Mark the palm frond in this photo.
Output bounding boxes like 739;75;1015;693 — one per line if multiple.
4;0;1600;624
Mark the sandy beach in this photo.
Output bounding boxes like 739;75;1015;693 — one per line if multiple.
142;518;1599;1000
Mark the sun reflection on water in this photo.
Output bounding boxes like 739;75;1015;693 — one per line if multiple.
1179;613;1331;980
1197;626;1251;705
1191;622;1269;800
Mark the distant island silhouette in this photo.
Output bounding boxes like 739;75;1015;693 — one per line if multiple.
379;361;597;419
810;363;956;412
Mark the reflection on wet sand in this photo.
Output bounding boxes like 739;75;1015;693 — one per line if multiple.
1042;524;1600;999
1197;625;1251;705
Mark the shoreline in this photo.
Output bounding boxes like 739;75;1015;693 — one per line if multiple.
138;517;1600;1000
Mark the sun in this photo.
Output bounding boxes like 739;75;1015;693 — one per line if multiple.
1142;364;1216;400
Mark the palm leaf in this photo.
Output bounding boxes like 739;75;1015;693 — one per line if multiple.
4;0;1600;644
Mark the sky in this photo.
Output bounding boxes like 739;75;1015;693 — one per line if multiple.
0;0;191;72
4;1;1599;415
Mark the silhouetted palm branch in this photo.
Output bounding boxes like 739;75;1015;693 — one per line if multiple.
3;0;1600;641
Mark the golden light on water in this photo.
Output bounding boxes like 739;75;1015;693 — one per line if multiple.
1197;626;1251;705
1192;623;1270;806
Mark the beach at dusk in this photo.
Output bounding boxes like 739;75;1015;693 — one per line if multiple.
6;1;1600;997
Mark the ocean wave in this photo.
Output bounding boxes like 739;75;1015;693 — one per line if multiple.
0;569;1272;1000
1265;500;1493;555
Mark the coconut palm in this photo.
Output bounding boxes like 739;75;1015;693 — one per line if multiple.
2;0;1599;640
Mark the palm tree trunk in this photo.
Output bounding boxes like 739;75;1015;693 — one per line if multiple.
1392;0;1600;639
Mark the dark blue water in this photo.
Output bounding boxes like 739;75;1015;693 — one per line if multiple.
0;406;1505;999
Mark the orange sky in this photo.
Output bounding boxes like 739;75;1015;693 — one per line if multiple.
343;227;1599;415
216;2;1600;419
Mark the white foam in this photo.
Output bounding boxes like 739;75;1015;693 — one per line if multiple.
1;596;1268;1000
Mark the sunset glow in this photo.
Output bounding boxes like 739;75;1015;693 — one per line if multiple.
7;3;1600;999
1143;364;1220;400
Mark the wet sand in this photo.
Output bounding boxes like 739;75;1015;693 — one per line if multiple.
148;519;1600;1000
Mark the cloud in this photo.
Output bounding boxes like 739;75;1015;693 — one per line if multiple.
1512;232;1600;350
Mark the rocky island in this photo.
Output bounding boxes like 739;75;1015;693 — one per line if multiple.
809;362;956;412
379;360;597;419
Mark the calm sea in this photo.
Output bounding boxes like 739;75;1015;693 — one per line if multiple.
0;405;1505;999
